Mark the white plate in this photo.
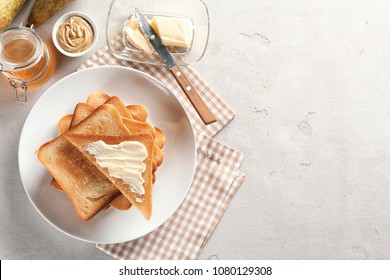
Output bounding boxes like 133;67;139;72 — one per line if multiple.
18;66;196;244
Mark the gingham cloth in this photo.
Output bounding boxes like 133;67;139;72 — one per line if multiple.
79;43;246;259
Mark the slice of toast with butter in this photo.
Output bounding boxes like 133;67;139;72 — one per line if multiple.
64;133;154;220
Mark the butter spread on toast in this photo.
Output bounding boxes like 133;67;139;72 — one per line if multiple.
85;140;148;202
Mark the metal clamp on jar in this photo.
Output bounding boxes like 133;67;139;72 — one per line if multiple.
0;25;56;102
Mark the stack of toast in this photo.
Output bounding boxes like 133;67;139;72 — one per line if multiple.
37;92;165;221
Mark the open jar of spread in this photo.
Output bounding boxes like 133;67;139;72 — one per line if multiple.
0;26;56;102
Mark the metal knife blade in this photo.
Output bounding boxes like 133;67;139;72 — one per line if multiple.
135;8;176;68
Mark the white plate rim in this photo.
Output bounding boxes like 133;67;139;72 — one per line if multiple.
18;65;197;244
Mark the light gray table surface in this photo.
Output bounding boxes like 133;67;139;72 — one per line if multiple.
2;0;390;260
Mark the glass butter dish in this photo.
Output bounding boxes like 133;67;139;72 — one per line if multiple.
106;0;210;66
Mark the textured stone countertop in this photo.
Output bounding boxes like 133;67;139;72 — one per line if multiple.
1;0;390;259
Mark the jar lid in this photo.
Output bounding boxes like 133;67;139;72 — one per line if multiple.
0;26;43;72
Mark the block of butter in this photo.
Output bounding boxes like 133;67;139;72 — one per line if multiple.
123;15;193;53
150;16;193;49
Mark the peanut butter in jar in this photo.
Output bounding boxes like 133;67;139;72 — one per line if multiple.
56;15;94;53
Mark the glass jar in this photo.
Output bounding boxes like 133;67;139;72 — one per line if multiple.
0;26;56;102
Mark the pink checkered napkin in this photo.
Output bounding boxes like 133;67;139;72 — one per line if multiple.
79;43;245;259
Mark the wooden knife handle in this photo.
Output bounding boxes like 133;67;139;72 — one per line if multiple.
170;65;217;125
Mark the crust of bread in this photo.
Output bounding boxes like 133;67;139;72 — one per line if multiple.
154;127;165;149
104;96;134;119
110;194;132;210
126;105;148;122
153;144;164;167
57;114;72;134
122;117;155;136
50;177;62;190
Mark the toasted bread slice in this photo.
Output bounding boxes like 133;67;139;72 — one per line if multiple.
71;96;134;129
64;134;154;220
37;136;121;221
153;144;164;167
105;96;133;119
50;177;62;190
71;104;131;136
57;114;72;134
122;117;155;136
110;194;132;210
126;105;148;122
72;97;134;129
155;127;165;149
86;92;110;107
70;103;96;127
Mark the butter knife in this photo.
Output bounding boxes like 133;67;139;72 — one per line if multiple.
135;8;217;125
